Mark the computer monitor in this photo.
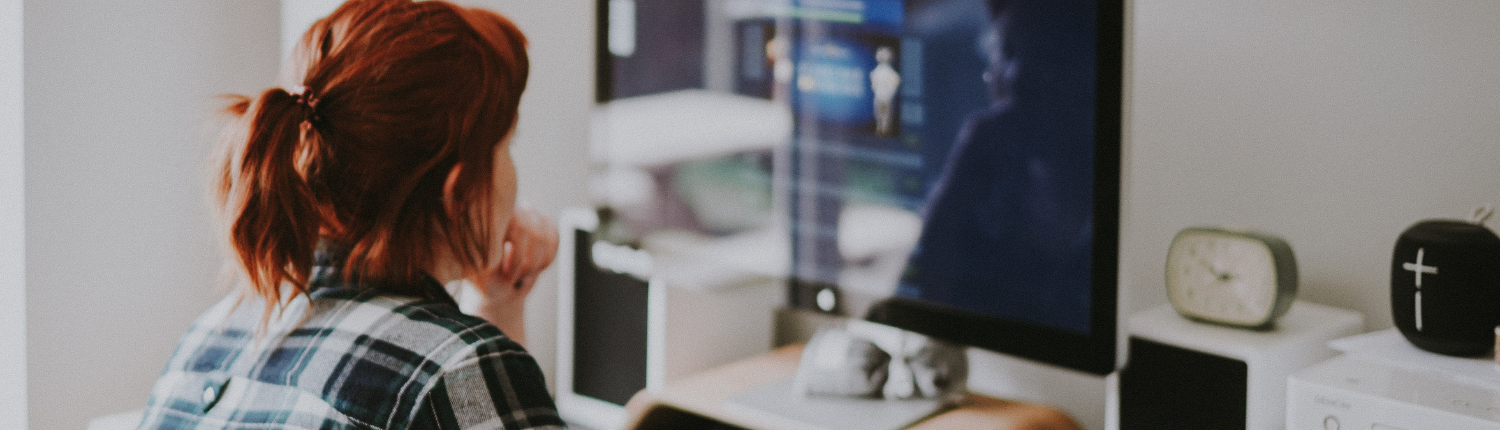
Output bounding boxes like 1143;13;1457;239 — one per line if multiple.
590;0;1122;378
782;0;1124;376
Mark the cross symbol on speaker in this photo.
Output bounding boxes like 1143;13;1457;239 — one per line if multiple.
1402;247;1439;331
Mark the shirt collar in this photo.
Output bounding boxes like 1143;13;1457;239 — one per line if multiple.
308;241;457;307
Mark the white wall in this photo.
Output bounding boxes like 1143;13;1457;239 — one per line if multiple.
1064;2;1500;426
23;2;279;429
1;0;25;427
1123;0;1500;330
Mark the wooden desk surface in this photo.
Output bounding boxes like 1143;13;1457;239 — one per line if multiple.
623;344;1083;430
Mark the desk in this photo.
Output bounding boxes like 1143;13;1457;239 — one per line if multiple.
623;344;1083;430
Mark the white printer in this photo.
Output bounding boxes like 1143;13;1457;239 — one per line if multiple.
1287;330;1500;430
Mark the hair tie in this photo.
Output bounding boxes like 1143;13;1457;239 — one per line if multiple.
288;85;322;130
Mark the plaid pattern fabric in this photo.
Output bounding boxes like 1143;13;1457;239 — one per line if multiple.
138;271;565;429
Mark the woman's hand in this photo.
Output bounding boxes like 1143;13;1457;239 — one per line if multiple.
492;206;559;297
474;205;558;348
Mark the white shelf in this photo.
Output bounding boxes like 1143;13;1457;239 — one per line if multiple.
592;90;792;167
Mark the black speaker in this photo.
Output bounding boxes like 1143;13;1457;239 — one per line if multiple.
1391;218;1500;356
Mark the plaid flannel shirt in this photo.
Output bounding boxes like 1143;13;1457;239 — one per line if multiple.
137;267;565;430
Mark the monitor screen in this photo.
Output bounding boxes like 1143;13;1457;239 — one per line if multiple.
591;0;1122;376
784;0;1122;375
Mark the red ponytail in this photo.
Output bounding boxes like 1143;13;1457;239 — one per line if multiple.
213;0;529;312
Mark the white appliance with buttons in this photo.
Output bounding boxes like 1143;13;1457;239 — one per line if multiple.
1287;330;1500;430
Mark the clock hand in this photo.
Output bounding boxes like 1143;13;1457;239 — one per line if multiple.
1197;259;1219;276
1216;269;1234;283
1198;259;1233;282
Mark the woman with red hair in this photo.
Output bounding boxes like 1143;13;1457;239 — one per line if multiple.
137;0;563;428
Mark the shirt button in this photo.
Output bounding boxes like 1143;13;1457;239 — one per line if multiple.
202;386;217;404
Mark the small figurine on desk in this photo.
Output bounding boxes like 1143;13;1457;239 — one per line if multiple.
793;320;968;401
793;327;889;398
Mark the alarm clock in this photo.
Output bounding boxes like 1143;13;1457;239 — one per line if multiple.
1390;207;1500;356
1165;227;1298;330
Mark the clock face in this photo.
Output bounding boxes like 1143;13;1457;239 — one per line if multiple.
1166;230;1284;327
